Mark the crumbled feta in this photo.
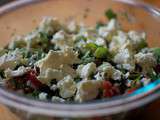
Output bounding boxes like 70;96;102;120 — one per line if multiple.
51;96;65;102
109;31;128;53
57;75;76;98
52;30;65;41
66;21;79;33
128;31;147;50
5;66;29;78
128;31;146;44
114;48;130;64
124;72;130;79
114;48;135;71
97;62;122;80
38;17;61;35
24;31;42;49
0;50;23;70
86;39;94;44
134;52;156;73
51;30;74;49
38;68;65;84
94;72;103;81
98;27;109;39
39;92;48;100
77;62;96;79
75;80;102;102
50;84;58;91
122;64;134;71
98;19;120;39
75;39;86;48
107;19;120;31
112;70;122;80
95;37;106;46
36;48;80;83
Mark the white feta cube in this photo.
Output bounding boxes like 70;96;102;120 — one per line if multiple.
51;96;65;103
5;66;29;78
0;50;23;70
75;80;102;102
134;52;156;73
128;30;147;50
38;68;65;84
36;48;80;84
57;75;76;98
66;21;79;33
39;92;48;100
95;37;106;46
128;31;146;44
98;19;120;39
77;62;96;79
51;30;74;49
109;31;128;53
97;62;122;80
113;48;135;71
38;17;61;35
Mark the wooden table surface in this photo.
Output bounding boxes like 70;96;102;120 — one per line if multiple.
0;0;159;120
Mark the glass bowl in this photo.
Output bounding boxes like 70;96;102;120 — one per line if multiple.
0;0;160;120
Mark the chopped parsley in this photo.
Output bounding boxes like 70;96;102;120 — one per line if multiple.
105;9;117;20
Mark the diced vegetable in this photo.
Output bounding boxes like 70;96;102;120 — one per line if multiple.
85;43;98;53
94;47;109;59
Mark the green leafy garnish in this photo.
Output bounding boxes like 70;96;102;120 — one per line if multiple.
148;70;160;81
85;43;98;53
128;72;141;80
75;35;87;42
137;40;147;51
152;48;160;63
130;75;142;88
81;51;95;64
39;32;49;43
105;9;117;20
27;90;40;99
94;47;109;59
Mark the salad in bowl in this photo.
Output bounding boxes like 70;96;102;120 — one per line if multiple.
0;9;160;103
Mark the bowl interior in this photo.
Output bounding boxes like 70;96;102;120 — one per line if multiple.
0;0;160;117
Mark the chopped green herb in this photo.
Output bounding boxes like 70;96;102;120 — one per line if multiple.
81;51;95;64
105;9;117;20
152;48;160;63
137;40;147;51
148;70;160;81
85;43;98;53
76;36;87;42
94;47;109;59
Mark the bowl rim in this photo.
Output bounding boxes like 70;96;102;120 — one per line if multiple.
0;0;160;118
